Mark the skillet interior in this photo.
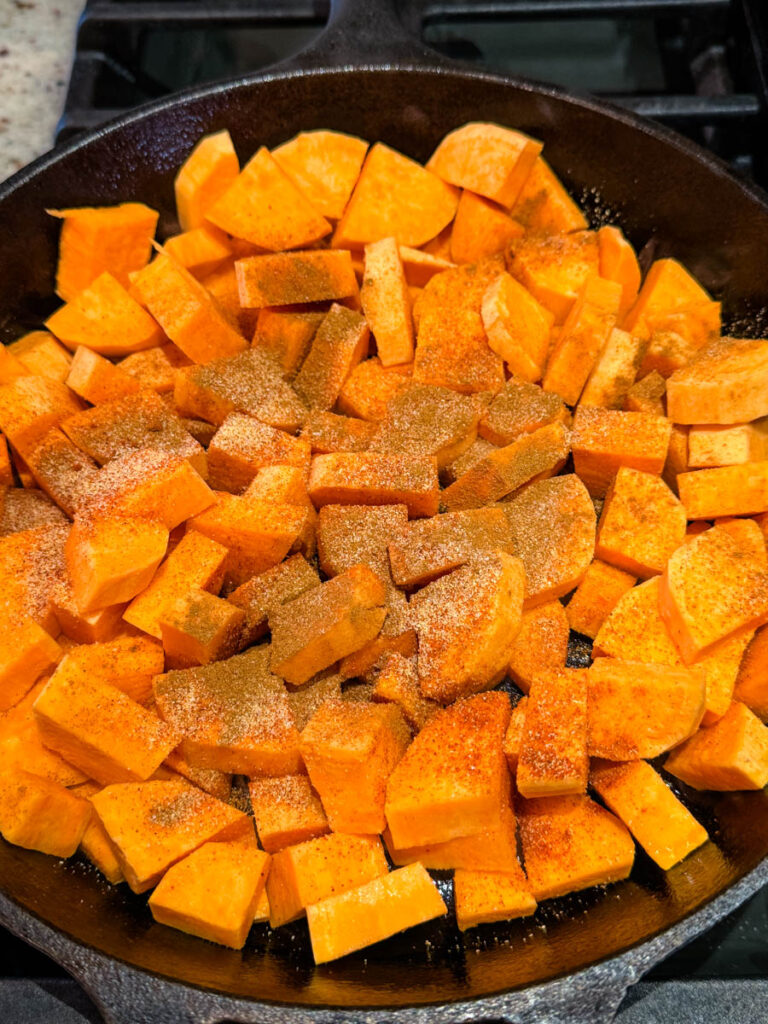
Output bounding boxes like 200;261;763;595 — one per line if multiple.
2;64;768;1009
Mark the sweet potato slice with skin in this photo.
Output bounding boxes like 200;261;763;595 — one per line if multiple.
587;659;705;760
511;230;599;324
248;776;329;854
666;337;768;426
518;794;635;901
0;376;83;461
595;466;686;578
517;670;588;798
665;701;768;791
236;250;358;308
678;462;768;519
590;759;707;870
481;272;552;382
308;452;439;518
92;779;253;893
294;305;369;412
385;691;510;848
0;769;91;858
273;130;368;220
0;618;61;712
565;559;636;640
307;862;447;965
360;237;414;367
253;308;323;379
300;700;411;834
372;653;439;731
410;552;525;704
508;602;570;694
479;379;567;447
333;142;458;249
66;346;141;404
597;226;641;317
174;130;239;231
337;357;415;421
579;328;647;410
149;840;270;949
623;257;712;336
450;190;524;264
511;156;588;234
207;414;310;494
228;554;320;647
502;474;596;606
454;867;537;931
427;123;542;208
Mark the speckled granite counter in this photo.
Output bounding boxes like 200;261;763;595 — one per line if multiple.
0;0;82;184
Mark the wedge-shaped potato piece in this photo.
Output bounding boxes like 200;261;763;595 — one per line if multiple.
442;420;570;512
678;462;768;519
517;669;588;798
410;552;525;703
34;658;179;784
372;653;439;731
623;257;712;336
174;130;239;231
0;769;91;858
338;357;416;421
0;680;87;786
301;411;377;455
119;342;190;394
595;466;685;578
159;589;245;668
587;659;705;759
253;308;323;379
580;328;646;410
659;525;768;663
237;250;358;308
163;226;232;278
511;230;599;324
307;862;447;965
451;190;523;265
294;305;369;412
590;759;707;869
427;123;542;208
333;142;458;249
688;419;768;469
511;156;588;234
308;452;439;518
0;523;68;636
454;866;537;931
479;379;567;448
481;273;552;383
399;245;454;287
665;701;768;790
624;369;666;415
174;349;307;432
597;226;641;316
207;414;310;494
62;634;164;705
566;560;636;640
154;647;302;776
149;840;270;949
123;530;228;639
518;794;635;901
503;474;595;606
249;776;329;854
300;700;411;834
385;691;510;848
79;796;125;883
388;506;514;588
0;376;83;461
228;554;320;646
666;337;768;425
572;406;671;499
8;331;71;382
66;346;141;404
734;624;768;721
444;436;498;485
269;565;388;685
273;130;368;220
360;237;414;367
0;617;61;712
51;585;126;645
266;832;389;928
508;602;569;694
92;779;253;893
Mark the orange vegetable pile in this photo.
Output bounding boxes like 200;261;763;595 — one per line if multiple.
1;122;768;964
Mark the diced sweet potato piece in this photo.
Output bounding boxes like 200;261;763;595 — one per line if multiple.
253;308;323;379
292;305;369;412
0;769;91;857
666;337;768;425
333;142;458;249
51;584;126;645
587;658;705;759
119;343;190;394
503;697;528;773
287;672;342;731
624;370;666;416
207;146;330;250
543;276;622;405
483;274;555;387
678;462;768;519
443;436;498;485
385;692;510;848
207;414;310;494
597;226;641;317
479;379;567;448
0;486;67;535
149;840;269;949
123;530;228;639
337;357;415;421
159;589;245;668
163;226;232;278
0;436;12;485
337;592;416;681
503;474;596;605
579;328;646;410
372;653;439;731
0;344;28;384
595;466;685;577
266;832;388;928
0;524;68;635
518;794;635;901
359;237;414;367
451;190;524;264
590;759;707;869
8;331;71;383
307;862;447;965
0;375;83;461
154;647;302;775
659;524;768;662
411;552;525;703
565;559;636;639
308;451;439;518
273;130;368;220
269;564;388;685
174;348;307;431
517;669;588;798
688;419;768;469
175;130;239;231
511;230;599;324
63;634;164;705
639;302;721;379
399;246;454;288
161;749;231;803
317;503;408;578
454;866;537;931
92;779;253;892
665;701;768;790
442;420;570;512
300;700;410;833
508;602;570;693
0;679;87;787
237;250;358;308
301;411;376;454
66;346;140;404
34;658;179;784
734;624;768;721
427;122;542;208
511;156;588;234
623;257;712;334
0;618;61;712
228;554;320;646
248;775;329;853
80;799;126;883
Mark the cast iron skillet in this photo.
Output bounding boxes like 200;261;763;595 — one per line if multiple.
3;2;768;1021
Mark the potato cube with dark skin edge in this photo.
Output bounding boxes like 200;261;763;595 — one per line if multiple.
269;565;388;686
159;589;246;668
508;602;569;693
300;700;411;834
565;560;637;640
91;779;254;893
384;691;510;849
308;452;440;519
227;555;321;647
571;406;672;499
517;670;588;798
149;841;270;950
248;776;329;854
294;305;370;413
454;866;537;932
664;701;768;791
236;250;358;308
207;414;311;494
503;697;528;774
479;379;568;447
0;769;91;858
0;618;61;713
372;653;439;731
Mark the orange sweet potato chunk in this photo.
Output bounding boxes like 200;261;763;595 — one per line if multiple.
294;305;369;412
66;346;140;404
385;692;510;849
301;411;377;454
597;226;641;317
479;379;567;447
175;130;239;231
372;653;439;731
450;190;524;264
228;554;320;646
207;413;310;493
688;420;768;470
511;156;588;234
0;486;67;535
480;272;552;382
625;371;666;415
579;328;647;410
511;229;599;324
565;559;636;639
163;226;232;279
517;670;588;798
427;122;542;208
0;524;68;636
572;406;672;498
678;462;768;519
337;357;415;421
590;759;707;869
454;866;537;931
666;337;768;425
333;142;458;249
63;634;164;705
307;862;447;965
665;701;768;790
149;840;270;949
236;250;358;308
0;436;12;485
623;257;712;336
119;343;190;394
0;679;87;787
273;130;368;220
508;602;570;694
308;451;439;518
249;775;329;854
92;779;253;892
0;618;61;712
0;376;83;461
253;308;323;379
360;237;414;367
734;624;768;721
8;331;71;383
0;768;91;858
159;589;245;668
640;301;721;379
587;658;705;759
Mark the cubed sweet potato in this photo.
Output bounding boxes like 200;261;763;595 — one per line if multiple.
0;769;91;858
360;237;414;367
236;249;358;308
253;308;323;379
294;305;370;412
0;617;61;712
666;337;768;425
571;406;672;498
248;775;329;853
454;866;537;931
174;130;239;231
207;414;310;494
508;602;570;693
450;190;524;265
273;130;368;220
665;701;768;791
308;451;439;518
678;462;768;519
228;553;320;646
517;670;588;797
510;230;599;324
511;157;588;235
566;559;636;639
